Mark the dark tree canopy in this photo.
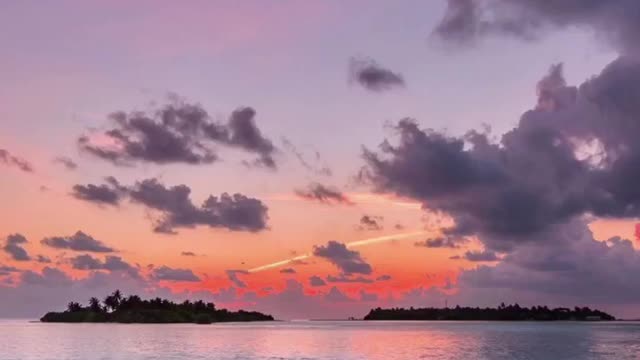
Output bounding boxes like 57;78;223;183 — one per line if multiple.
41;290;274;324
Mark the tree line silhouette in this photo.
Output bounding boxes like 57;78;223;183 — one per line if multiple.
41;290;274;324
364;303;615;321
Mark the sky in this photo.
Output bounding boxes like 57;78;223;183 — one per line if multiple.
2;0;640;319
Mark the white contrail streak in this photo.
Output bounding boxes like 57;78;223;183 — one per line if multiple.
247;231;429;273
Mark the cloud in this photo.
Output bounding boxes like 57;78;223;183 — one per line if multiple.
151;266;200;282
227;107;278;169
279;268;296;274
20;267;72;287
326;274;374;284
72;177;126;206
376;274;392;281
70;254;138;277
128;178;269;234
41;231;115;253
352;8;640;317
360;290;379;302
281;137;332;176
70;254;103;270
35;255;52;264
463;250;499;262
0;265;20;276
53;156;78;170
415;237;463;249
226;269;249;288
295;183;353;205
0;149;33;173
358;215;383;231
309;275;327;287
313;241;372;275
0;267;148;318
2;234;31;261
181;251;197;257
72;177;269;234
78;98;277;168
324;286;354;302
434;0;640;55
457;220;640;304
349;57;405;92
361;58;640;252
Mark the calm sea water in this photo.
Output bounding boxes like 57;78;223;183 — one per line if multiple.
1;320;639;360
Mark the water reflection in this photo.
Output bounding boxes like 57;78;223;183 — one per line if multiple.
1;320;639;360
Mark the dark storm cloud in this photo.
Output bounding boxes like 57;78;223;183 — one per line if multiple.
463;250;499;262
313;241;372;275
326;274;374;284
41;231;115;253
349;57;405;92
0;149;33;173
309;275;327;287
128;178;269;234
434;0;640;54
226;269;249;288
3;234;31;261
152;266;200;282
295;183;353;205
53;156;78;170
72;177;126;206
279;268;296;274
358;215;383;231
78;99;278;168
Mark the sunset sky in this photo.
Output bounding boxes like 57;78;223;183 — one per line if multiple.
2;0;640;319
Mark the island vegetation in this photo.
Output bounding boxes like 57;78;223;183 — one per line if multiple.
40;290;274;324
364;303;615;321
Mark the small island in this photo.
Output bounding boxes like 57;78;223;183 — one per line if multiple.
364;303;615;321
40;290;274;324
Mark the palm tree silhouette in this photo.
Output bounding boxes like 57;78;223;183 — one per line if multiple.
103;290;123;312
67;302;82;312
89;297;103;313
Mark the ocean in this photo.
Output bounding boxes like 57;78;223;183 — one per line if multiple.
1;320;639;359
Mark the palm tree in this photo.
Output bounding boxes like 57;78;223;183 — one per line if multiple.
104;294;116;312
112;290;122;304
67;301;82;312
89;297;103;313
103;290;123;312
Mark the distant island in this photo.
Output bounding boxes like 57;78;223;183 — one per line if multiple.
364;304;615;321
40;290;274;324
